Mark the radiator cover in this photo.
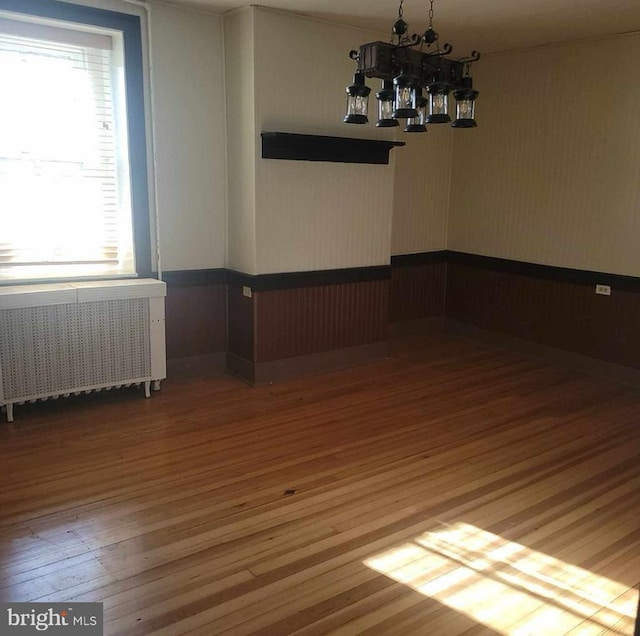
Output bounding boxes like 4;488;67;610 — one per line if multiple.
0;279;166;422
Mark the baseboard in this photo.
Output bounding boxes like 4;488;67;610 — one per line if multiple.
226;353;255;384
388;316;446;338
446;319;640;389
166;353;227;379
227;341;388;385
254;341;389;384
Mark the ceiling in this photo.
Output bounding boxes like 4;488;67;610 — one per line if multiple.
163;0;640;54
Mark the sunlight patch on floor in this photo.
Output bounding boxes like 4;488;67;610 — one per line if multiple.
364;522;637;635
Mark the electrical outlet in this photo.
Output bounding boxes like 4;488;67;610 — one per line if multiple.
595;284;611;296
242;286;252;298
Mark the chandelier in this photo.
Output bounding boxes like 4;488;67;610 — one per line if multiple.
344;0;480;132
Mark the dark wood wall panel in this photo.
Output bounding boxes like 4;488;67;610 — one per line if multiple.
389;262;446;322
164;284;226;361
446;261;640;369
163;255;640;379
255;280;389;363
227;285;254;362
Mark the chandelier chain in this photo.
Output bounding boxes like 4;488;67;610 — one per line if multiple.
428;0;434;28
398;0;404;19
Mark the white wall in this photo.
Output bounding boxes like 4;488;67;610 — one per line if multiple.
225;6;454;272
224;7;257;273
448;33;640;276
391;128;452;255
252;8;397;274
56;4;640;278
151;1;227;271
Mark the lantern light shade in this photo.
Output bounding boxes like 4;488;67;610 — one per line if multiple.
376;80;399;127
451;76;479;128
404;88;427;133
426;81;451;124
344;72;371;124
393;73;418;119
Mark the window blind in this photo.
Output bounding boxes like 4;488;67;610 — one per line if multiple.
0;15;135;282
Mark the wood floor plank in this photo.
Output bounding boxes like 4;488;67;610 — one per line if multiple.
1;332;639;635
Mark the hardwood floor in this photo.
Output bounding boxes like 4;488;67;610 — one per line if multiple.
1;331;639;635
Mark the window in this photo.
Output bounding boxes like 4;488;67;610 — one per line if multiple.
0;0;150;283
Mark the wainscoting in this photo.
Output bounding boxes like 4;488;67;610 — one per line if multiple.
227;268;390;384
163;267;391;384
163;270;227;377
163;251;640;384
446;252;640;371
389;252;447;323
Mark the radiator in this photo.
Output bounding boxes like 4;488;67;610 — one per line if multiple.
0;279;166;422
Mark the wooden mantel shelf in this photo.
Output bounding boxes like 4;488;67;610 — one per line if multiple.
261;132;405;165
